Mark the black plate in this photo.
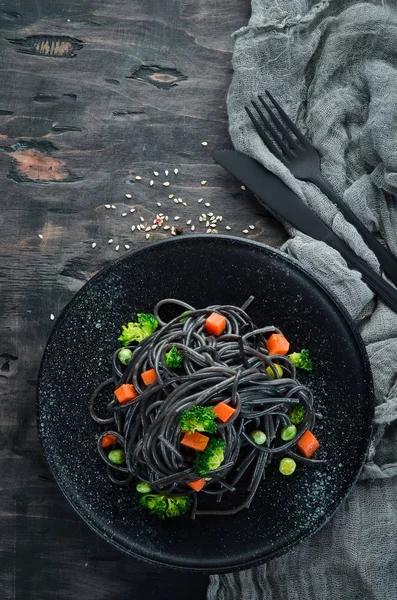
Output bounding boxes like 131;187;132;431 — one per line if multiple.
37;235;373;573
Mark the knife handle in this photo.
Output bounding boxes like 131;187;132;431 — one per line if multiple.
327;233;397;312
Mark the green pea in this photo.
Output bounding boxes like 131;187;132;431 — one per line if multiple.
281;424;297;441
265;364;283;379
250;430;267;445
136;481;152;494
108;449;126;465
118;348;133;365
279;457;296;476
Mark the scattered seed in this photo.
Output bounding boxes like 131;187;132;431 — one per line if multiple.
208;212;213;217
125;244;130;249
108;238;114;243
163;181;170;187
137;225;141;231
206;220;210;227
206;228;212;233
198;198;203;203
186;219;192;225
135;176;142;181
126;194;132;199
242;229;249;234
183;202;187;207
165;170;169;176
130;208;135;213
140;216;145;222
178;198;183;204
50;314;55;321
174;216;180;221
174;168;178;175
157;202;162;207
152;224;158;230
249;225;255;230
115;245;120;251
150;180;154;186
165;215;169;221
205;202;211;207
143;226;149;232
105;204;111;209
171;230;176;236
241;185;246;190
191;225;195;231
146;233;150;240
38;234;43;239
122;212;128;217
111;205;116;209
218;216;223;221
202;213;207;218
91;242;97;248
225;226;231;231
163;225;170;230
173;198;179;204
199;216;203;222
168;194;174;199
153;171;159;176
201;181;207;185
201;141;208;146
131;226;136;232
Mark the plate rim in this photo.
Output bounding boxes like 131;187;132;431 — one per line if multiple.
36;234;374;572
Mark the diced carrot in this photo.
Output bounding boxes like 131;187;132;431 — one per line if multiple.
141;368;157;386
100;434;117;448
297;430;320;458
266;333;290;356
114;383;138;405
187;478;206;492
205;312;227;336
212;401;236;423
180;431;209;451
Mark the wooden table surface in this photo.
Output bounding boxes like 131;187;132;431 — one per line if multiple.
0;2;285;598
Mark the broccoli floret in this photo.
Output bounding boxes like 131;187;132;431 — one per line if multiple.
180;405;217;434
139;493;192;519
288;349;313;372
165;346;184;369
118;313;159;346
194;438;226;476
290;404;305;425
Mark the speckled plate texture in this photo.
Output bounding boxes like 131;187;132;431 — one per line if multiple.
37;235;374;573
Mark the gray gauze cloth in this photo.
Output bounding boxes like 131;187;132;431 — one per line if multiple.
208;1;397;599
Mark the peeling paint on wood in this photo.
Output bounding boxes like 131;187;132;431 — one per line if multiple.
127;65;187;89
8;35;84;58
5;140;82;183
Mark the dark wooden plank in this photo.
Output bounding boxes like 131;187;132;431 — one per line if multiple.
0;1;286;598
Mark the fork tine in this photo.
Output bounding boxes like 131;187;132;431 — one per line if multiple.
251;100;293;159
264;90;309;146
257;95;299;152
245;105;283;161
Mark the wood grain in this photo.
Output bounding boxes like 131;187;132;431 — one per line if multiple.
0;1;286;598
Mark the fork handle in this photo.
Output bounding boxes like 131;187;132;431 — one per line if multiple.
310;173;397;288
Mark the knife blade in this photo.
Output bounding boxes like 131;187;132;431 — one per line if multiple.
214;149;397;313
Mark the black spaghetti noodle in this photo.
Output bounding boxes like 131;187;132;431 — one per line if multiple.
89;297;323;518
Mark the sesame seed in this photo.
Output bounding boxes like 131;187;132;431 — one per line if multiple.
174;216;180;221
201;181;207;185
191;225;195;231
140;216;145;222
168;194;174;199
105;204;111;209
125;194;132;199
206;220;210;227
199;216;203;222
241;185;246;190
198;198;203;203
145;226;151;232
137;225;141;231
163;225;170;230
205;202;211;207
201;141;208;146
178;198;183;204
122;212;127;217
183;202;187;207
171;230;176;236
115;245;120;250
225;226;231;231
242;229;249;234
91;242;97;248
152;224;158;230
50;314;55;321
165;170;169;176
163;182;170;187
111;205;116;209
146;233;150;240
202;213;207;218
157;202;162;207
130;208;135;213
131;226;136;232
125;244;130;249
218;216;223;221
165;215;169;221
208;212;213;217
153;171;159;176
173;198;179;204
135;176;142;181
249;225;255;230
150;180;154;186
108;239;114;243
206;228;212;233
174;168;178;175
38;234;43;239
186;219;192;225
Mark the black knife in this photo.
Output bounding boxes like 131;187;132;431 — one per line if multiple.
214;149;397;313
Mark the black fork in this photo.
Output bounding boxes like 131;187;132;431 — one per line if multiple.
246;90;397;288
